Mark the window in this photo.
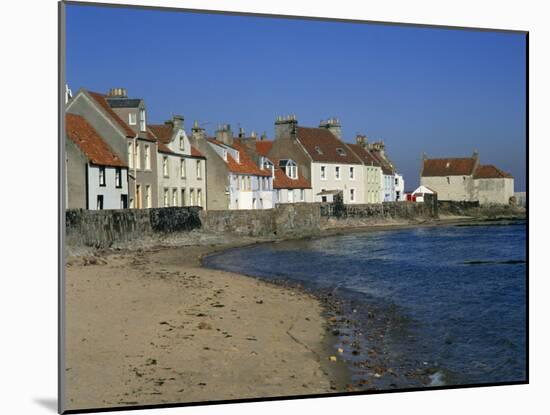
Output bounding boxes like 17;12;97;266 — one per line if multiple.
447;177;450;184
285;160;297;179
196;160;202;179
172;189;178;206
99;167;106;186
300;189;305;201
336;147;346;156
145;185;151;208
247;176;251;190
144;145;150;170
197;189;202;207
349;167;355;180
115;168;122;188
350;188;355;202
96;195;104;210
179;136;185;150
135;143;141;169
320;165;327;180
120;194;128;209
335;166;341;180
181;188;186;206
128;113;137;125
315;145;323;155
264;159;274;177
136;184;142;208
190;189;195;205
163;188;169;207
163;156;169;177
395;178;399;185
140;109;146;132
180;159;186;178
128;142;134;168
223;150;228;161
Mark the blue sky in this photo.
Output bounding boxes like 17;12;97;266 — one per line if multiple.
66;4;527;190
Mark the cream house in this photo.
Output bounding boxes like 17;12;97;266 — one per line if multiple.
149;116;206;208
348;136;383;204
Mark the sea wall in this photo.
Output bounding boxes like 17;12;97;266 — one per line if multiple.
437;200;526;218
66;199;437;249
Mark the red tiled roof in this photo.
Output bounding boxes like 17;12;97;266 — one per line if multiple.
296;127;362;164
347;144;382;167
369;151;394;175
255;140;273;156
474;165;513;179
87;91;136;137
227;142;271;177
207;137;236;149
148;124;173;144
157;142;177;155
270;158;311;189
422;157;476;177
66;113;127;168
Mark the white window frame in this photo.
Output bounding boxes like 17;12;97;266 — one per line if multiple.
163;156;169;177
135;143;141;169
128;112;137;125
144;145;150;170
320;165;327;180
335;165;341;180
350;188;356;202
145;185;151;208
179;136;185;150
349;166;355;180
172;188;178;206
139;109;146;132
197;189;202;207
180;158;186;178
163;188;169;207
196;159;202;179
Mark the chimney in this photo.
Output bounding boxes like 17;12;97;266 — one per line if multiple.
215;123;233;145
319;117;342;140
274;114;298;140
422;152;428;161
238;127;246;138
260;132;267;141
172;114;184;130
191;120;206;140
108;87;128;98
356;134;367;147
370;140;386;158
250;131;257;139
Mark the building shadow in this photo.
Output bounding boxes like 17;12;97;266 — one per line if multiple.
34;398;57;412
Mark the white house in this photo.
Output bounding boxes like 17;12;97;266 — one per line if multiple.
66;113;129;210
412;185;436;203
206;131;274;210
395;174;405;201
149;116;207;208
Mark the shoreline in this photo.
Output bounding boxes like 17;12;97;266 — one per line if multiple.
64;216;525;410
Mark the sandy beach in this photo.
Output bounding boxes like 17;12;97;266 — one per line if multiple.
64;244;349;411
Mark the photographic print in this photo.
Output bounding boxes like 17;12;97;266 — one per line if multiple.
60;1;527;413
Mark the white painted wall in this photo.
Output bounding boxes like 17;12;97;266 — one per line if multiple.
311;162;364;203
157;152;206;207
395;174;405;201
421;175;475;201
275;188;313;204
87;165;128;210
229;173;274;210
363;165;382;203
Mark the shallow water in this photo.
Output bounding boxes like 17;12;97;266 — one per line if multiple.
204;222;527;389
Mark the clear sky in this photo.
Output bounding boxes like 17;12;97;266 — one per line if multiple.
66;3;527;191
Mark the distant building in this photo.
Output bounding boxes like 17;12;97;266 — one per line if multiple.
65;113;128;210
268;116;364;204
365;140;402;202
149;116;207;208
347;136;382;203
190;123;273;210
420;152;514;204
67;87;159;208
411;185;436;203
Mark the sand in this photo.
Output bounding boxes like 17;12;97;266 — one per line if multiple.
64;245;348;411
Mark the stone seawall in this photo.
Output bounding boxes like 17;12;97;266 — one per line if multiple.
66;200;437;249
437;200;526;218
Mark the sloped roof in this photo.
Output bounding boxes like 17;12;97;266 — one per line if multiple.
255;140;273;156
66;113;127;168
270;158;311;189
228;142;271;176
369;151;394;175
422;157;476;177
474;165;513;179
296;127;362;164
190;146;205;158
148;124;173;144
87;91;135;137
347;144;382;167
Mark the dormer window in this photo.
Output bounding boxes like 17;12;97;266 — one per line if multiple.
264;159;274;177
128;113;137;125
179;136;185;150
286;160;297;179
223;150;228;161
139;109;146;132
315;146;323;155
336;147;346;156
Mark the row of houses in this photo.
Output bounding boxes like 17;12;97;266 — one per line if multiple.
65;87;405;210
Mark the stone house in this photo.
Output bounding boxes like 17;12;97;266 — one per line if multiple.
65;113;128;210
149;116;207;208
237;134;313;204
189;123;273;210
267;116;364;204
67;88;159;208
420;152;514;204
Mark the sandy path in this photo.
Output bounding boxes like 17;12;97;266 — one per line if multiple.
64;246;344;411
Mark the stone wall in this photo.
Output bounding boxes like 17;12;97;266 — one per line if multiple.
66;199;439;249
438;200;526;219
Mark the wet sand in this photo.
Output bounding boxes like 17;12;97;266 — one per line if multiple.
64;244;349;411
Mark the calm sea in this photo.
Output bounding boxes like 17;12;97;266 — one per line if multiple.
204;222;527;389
